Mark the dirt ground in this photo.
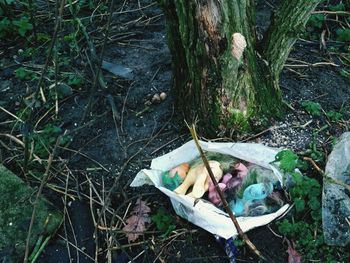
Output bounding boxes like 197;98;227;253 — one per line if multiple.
0;0;349;262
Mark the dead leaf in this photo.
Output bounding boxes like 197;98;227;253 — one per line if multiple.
122;198;151;242
286;239;302;263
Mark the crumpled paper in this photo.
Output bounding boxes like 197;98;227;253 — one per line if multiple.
131;140;289;239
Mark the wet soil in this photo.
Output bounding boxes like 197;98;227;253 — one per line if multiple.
0;0;349;263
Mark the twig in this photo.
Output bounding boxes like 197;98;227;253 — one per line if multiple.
24;133;63;262
23;0;66;174
27;0;38;41
188;123;265;260
0;106;24;123
312;10;350;15
303;157;350;192
79;0;115;124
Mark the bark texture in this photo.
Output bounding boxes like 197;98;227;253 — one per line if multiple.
161;0;322;135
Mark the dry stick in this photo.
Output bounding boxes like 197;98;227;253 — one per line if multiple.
303;157;350;192
63;171;73;263
23;134;63;263
27;0;38;41
23;0;66;174
188;124;265;261
79;0;116;125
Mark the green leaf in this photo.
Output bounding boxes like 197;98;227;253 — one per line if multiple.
326;110;343;122
307;14;325;29
15;67;31;80
308;196;320;211
291;172;303;184
329;3;345;11
336;29;350;42
274;150;299;173
302;101;322;116
151;207;175;235
13;17;33;37
294;198;305;212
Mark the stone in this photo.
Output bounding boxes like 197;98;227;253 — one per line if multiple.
0;165;62;261
322;132;350;246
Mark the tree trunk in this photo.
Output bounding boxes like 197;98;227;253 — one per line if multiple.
160;0;321;136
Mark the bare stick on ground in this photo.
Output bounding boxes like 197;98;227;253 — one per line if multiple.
24;134;64;262
188;123;265;260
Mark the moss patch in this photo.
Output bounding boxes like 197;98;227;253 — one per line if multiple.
0;165;62;262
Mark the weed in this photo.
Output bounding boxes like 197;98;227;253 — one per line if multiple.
301;101;322;116
326;110;343;122
274;150;349;262
307;13;325;30
336;28;350;42
15;67;36;80
151;207;176;236
32;124;71;159
12;16;33;37
0;17;13;37
66;73;84;87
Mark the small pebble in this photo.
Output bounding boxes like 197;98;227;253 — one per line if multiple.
151;93;161;104
160;92;167;101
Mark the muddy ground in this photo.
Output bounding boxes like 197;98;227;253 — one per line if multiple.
0;0;349;262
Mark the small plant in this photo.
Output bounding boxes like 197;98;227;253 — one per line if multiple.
301;101;322;116
33;124;71;158
336;28;350;42
272;149;306;173
15;67;35;80
326;110;343;122
12;16;33;37
273;150;349;262
151;207;176;236
307;13;325;29
0;17;14;37
66;73;84;87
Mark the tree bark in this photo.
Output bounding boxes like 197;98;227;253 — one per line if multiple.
160;0;322;136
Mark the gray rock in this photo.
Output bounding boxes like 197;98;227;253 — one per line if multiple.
322;132;350;246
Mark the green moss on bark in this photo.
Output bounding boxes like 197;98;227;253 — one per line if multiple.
160;0;321;136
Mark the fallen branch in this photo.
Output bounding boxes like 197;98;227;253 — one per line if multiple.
188;123;266;261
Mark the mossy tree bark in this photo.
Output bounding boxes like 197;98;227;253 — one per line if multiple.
160;0;322;135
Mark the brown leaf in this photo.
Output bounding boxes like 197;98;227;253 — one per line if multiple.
122;198;151;242
286;239;302;263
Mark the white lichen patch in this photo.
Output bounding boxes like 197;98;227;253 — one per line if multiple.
231;33;247;60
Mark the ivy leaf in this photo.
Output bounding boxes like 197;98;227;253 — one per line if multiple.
274;150;299;173
122;198;151;242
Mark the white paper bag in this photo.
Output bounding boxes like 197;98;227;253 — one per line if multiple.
131;140;289;239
